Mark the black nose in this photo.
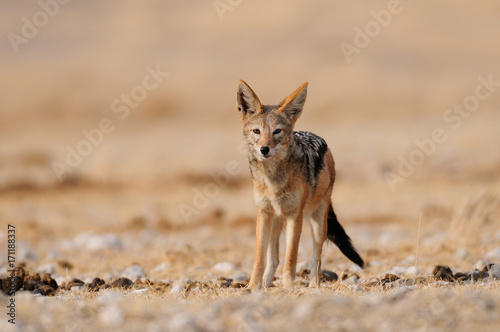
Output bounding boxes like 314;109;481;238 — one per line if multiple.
260;146;270;156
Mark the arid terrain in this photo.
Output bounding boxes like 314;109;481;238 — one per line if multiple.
1;1;500;331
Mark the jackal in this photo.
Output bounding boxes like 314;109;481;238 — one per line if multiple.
236;80;364;290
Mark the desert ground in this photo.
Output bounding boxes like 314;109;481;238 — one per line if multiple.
1;1;500;331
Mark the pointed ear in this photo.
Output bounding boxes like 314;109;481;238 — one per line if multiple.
236;80;262;119
278;82;308;121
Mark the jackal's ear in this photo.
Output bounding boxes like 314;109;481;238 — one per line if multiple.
237;80;262;119
278;82;308;121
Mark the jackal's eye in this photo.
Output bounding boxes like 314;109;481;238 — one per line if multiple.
253;129;260;134
273;129;282;135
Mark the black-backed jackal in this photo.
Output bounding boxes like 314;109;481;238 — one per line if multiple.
236;80;364;291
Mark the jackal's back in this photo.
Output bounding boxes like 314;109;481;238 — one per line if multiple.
293;131;328;190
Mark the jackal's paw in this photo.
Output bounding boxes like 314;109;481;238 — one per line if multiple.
308;279;319;288
248;280;262;292
283;279;295;290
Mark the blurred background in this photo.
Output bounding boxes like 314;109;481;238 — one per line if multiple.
0;0;499;268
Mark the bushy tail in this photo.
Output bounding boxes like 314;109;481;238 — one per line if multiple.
327;204;364;268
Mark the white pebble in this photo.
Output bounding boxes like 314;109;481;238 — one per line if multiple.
212;262;238;273
390;266;407;275
490;265;500;279
122;265;145;281
406;266;421;276
474;260;488;271
170;285;185;295
229;272;248;282
348;284;364;292
127;288;148;296
153;262;168;273
37;263;56;275
343;275;358;285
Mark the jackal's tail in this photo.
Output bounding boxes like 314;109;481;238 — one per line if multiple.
327;205;364;268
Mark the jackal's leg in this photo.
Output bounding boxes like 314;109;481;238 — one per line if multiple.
249;210;273;291
309;201;329;287
263;218;283;288
283;212;303;290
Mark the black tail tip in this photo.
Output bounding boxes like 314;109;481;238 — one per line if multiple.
327;206;365;269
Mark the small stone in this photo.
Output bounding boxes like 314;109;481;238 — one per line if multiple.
321;270;338;282
343;275;359;285
474;260;488;271
33;285;55;296
41;273;58;290
153;262;167;273
216;277;233;288
229;273;248;282
37;264;56;275
381;274;399;284
89;277;106;291
490;265;500;279
122;265;145;281
169;284;185;295
390;266;407;275
126;288;148;296
405;279;415;286
348;284;363;292
66;278;85;290
212;262;238;273
384;280;403;289
471;271;489;281
482;264;495;273
109;278;134;289
454;272;470;281
432;266;455;282
406;266;420;276
1;276;23;295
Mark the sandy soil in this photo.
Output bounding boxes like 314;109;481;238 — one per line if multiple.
1;1;500;331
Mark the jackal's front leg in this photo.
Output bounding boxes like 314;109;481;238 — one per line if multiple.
283;212;303;290
249;210;273;291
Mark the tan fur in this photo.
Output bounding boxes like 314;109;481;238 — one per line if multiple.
237;80;336;290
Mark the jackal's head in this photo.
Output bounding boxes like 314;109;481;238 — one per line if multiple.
236;80;308;162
